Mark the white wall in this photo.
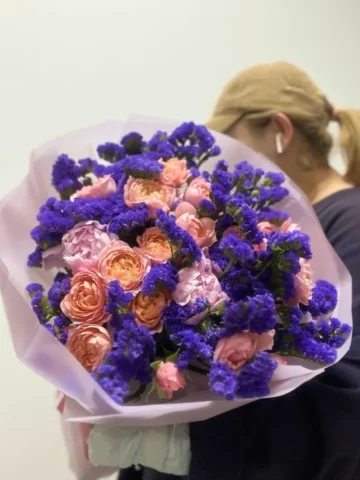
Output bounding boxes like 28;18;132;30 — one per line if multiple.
0;0;359;478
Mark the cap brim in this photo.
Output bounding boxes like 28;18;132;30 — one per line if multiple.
206;113;240;134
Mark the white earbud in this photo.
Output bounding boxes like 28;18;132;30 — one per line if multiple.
275;133;283;154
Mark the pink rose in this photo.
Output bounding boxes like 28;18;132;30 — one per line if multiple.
280;218;300;233
172;256;228;324
66;324;112;372
124;177;176;218
98;241;150;292
257;222;275;235
157;158;189;187
156;362;186;399
74;175;117;199
175;201;216;248
214;331;275;371
62;221;116;273
61;269;110;325
184;176;211;208
286;258;313;306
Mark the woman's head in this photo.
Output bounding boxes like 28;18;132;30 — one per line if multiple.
208;62;360;187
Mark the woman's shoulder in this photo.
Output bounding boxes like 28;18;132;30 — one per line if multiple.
314;188;360;238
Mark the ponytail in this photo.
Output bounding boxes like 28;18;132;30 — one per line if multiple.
337;109;360;187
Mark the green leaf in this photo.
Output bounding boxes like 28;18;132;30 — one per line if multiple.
150;360;164;372
166;350;180;363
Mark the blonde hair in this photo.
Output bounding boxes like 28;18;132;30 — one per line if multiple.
208;61;360;186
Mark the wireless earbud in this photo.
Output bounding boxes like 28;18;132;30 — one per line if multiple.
275;133;283;154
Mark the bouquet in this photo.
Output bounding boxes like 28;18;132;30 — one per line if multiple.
0;117;353;477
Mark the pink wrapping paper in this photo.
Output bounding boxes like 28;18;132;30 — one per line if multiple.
0;117;353;430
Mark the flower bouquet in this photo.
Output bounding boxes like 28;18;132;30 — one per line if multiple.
0;117;352;478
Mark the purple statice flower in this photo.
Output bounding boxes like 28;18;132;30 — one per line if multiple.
141;262;178;296
108;204;150;235
212;168;233;193
223;293;277;335
28;288;52;325
211;183;228;210
236;352;277;398
121;152;164;179
109;318;155;384
308;280;338;318
294;329;337;364
220;267;253;301
162;299;207;335
97;142;126;163
30;226;63;249
197;198;217;219
106;280;133;314
52;154;82;198
257;207;289;225
121;132;146;155
255;185;289;205
225;198;261;243
171;328;212;363
106;281;134;330
54;315;69;330
156;210;201;266
37;198;75;234
48;272;71;310
96;373;130;405
220;234;254;266
232;161;256;190
78;157;98;174
168;122;196;145
276;305;303;335
148;131;177;159
26;283;44;296
307;318;351;349
209;361;238;400
27;246;44;268
263;171;285;186
278;250;301;275
209;244;228;271
194;125;217;153
268;230;312;260
189;167;201;179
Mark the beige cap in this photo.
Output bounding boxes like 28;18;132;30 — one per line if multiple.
207;61;331;133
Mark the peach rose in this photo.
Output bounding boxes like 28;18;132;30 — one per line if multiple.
74;175;117;199
157;158;189;187
184;176;211;208
98;241;150;292
156;362;186;399
129;291;170;332
280;218;300;233
286;258;313;306
124;177;176;218
214;331;275;371
175;202;216;248
60;269;110;325
136;227;172;264
66;324;112;372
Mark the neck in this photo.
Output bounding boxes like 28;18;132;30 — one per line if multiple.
292;167;353;205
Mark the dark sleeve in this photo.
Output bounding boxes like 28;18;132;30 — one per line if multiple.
189;203;360;480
